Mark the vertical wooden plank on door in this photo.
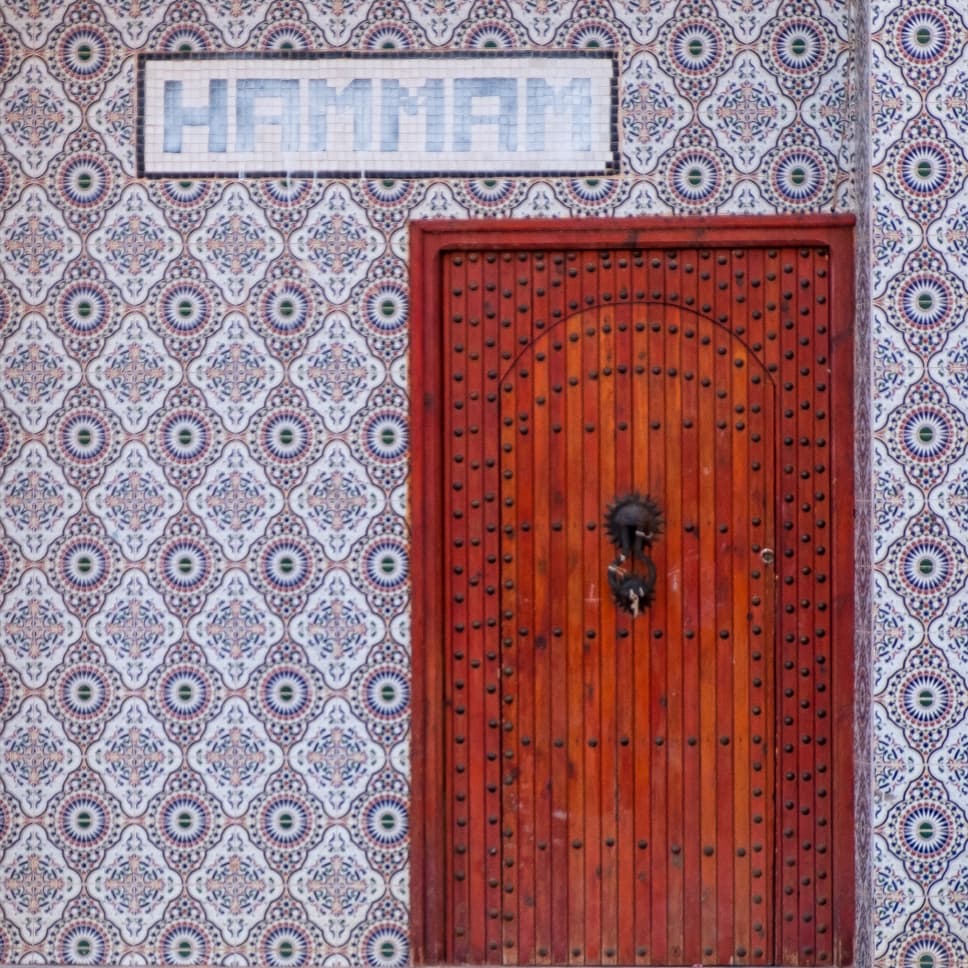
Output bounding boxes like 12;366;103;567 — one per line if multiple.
489;252;514;964
580;252;604;967
496;249;514;965
695;249;719;965
596;255;620;968
677;256;703;967
444;252;470;964
742;244;772;966
520;252;550;963
756;248;778;965
466;252;494;960
564;252;587;967
622;269;652;968
636;256;658;964
548;251;571;968
777;246;802;965
796;247;818;963
668;262;689;966
729;248;753;964
610;255;637;968
711;249;735;963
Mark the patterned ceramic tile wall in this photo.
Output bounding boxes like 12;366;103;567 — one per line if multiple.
0;0;950;966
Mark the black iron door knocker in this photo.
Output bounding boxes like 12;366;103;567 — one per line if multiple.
604;493;662;617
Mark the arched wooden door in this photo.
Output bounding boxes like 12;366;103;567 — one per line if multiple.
410;220;855;967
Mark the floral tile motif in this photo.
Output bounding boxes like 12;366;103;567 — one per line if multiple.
187;568;284;689
88;570;182;689
87;826;181;945
89;311;182;433
290;440;386;561
290;185;385;304
291;697;386;819
188;440;284;560
187;311;283;433
0;824;82;944
290;311;386;433
290;825;384;946
0;569;82;687
187;696;284;818
1;312;82;432
0;186;82;304
873;831;925;957
88;441;182;559
87;697;181;816
0;56;81;176
291;569;386;690
0;696;83;817
188;184;282;304
0;440;82;560
88;185;182;301
700;50;794;174
187;827;282;946
88;53;136;175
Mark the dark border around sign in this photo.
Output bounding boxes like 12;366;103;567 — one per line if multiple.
135;49;620;179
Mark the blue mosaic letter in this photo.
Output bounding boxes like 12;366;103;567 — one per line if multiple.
236;79;301;153
309;79;373;152
453;78;517;152
380;79;444;152
526;78;592;152
163;80;227;152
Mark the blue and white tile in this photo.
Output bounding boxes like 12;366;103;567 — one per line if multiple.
88;441;182;560
187;311;283;433
188;184;283;305
87;826;181;946
87;697;181;817
187;696;284;818
87;570;182;690
0;696;82;818
187;568;284;691
88;311;182;434
0;824;81;945
187;827;283;946
0;568;82;688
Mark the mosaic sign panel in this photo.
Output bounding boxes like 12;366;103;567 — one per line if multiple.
138;52;617;177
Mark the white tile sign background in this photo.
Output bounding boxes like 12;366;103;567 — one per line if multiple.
139;53;617;176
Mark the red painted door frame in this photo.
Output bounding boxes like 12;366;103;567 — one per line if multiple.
409;216;856;966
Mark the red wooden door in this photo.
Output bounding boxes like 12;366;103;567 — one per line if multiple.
411;220;855;967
